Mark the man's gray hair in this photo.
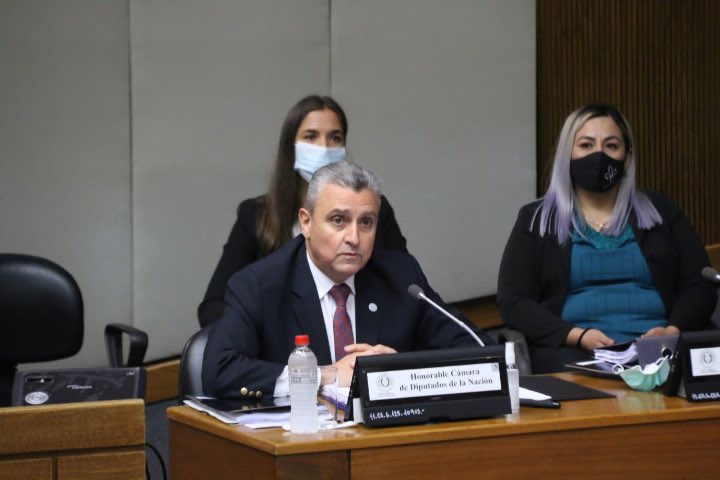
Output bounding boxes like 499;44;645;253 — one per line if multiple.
304;161;382;212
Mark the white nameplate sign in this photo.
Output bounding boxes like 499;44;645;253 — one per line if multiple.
365;362;502;401
349;346;511;426
689;346;720;377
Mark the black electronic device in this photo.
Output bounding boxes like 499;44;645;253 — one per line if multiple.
11;367;146;406
663;330;720;402
345;346;510;427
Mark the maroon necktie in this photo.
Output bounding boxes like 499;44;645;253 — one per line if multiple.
329;284;353;361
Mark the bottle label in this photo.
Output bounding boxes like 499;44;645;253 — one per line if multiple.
290;367;318;385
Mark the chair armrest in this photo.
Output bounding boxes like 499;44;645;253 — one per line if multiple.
485;326;532;375
104;323;148;367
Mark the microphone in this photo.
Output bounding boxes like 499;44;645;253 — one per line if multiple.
701;266;720;283
407;284;485;346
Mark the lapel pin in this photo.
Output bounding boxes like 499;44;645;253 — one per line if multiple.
368;303;378;312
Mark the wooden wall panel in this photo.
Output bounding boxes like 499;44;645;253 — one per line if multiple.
537;0;720;244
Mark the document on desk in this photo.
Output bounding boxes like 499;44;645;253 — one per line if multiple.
321;385;350;409
520;376;614;401
520;387;551;401
593;340;638;364
183;396;336;429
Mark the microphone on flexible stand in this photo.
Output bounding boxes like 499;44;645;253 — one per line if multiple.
701;266;720;283
407;284;485;346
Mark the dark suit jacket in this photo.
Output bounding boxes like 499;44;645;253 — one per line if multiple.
202;236;490;399
198;194;408;327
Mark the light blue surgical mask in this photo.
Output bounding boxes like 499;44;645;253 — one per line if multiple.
294;142;347;181
615;357;671;391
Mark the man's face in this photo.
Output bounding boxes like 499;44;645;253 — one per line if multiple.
299;183;379;283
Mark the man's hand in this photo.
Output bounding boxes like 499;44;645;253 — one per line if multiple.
332;343;397;387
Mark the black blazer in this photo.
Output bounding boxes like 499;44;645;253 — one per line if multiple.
497;190;716;348
201;236;490;399
198;194;408;327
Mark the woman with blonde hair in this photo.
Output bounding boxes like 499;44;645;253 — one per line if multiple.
497;103;715;373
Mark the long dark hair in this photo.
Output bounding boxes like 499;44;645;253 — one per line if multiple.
257;95;348;255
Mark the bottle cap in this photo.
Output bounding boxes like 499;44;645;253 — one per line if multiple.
505;341;516;364
295;334;310;346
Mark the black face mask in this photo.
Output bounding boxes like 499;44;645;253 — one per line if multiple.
570;151;625;193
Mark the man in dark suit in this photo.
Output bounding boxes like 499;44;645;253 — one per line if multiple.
202;161;492;400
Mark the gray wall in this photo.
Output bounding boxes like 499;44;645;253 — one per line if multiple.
0;1;132;369
331;0;536;298
1;0;535;367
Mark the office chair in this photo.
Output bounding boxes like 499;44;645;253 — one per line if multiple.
178;326;212;403
105;323;149;368
0;253;150;406
485;326;532;375
0;254;84;406
705;243;720;328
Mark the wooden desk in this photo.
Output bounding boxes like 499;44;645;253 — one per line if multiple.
168;373;720;479
0;399;145;480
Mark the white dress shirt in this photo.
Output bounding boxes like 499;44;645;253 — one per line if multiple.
273;251;356;397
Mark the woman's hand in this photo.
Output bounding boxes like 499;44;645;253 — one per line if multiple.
567;327;614;350
641;325;680;338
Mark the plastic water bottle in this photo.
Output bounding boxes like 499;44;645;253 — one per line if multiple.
288;334;319;433
505;342;520;414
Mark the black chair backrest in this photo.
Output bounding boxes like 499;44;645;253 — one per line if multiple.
0;253;84;406
0;253;83;365
178;326;211;403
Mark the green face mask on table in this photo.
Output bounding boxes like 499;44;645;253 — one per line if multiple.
614;357;671;391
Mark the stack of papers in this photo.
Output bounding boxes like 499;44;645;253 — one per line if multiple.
183;396;294;427
183;396;348;429
320;385;350;409
593;341;638;365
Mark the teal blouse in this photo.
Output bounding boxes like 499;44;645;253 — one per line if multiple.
561;223;666;342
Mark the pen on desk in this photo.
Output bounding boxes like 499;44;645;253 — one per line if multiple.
520;399;561;409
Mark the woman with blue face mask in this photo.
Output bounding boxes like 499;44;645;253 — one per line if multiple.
198;95;408;327
497;103;716;373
